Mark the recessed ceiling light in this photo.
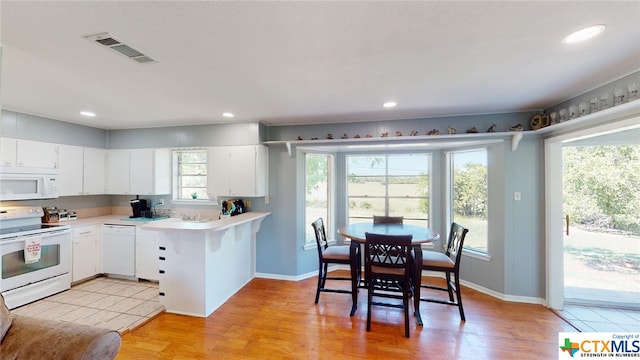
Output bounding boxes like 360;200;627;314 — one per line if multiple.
383;102;397;108
562;25;606;44
222;112;234;118
80;111;96;117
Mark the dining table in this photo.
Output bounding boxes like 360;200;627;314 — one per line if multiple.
338;222;440;326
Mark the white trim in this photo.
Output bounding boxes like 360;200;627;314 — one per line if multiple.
462;249;491;262
422;272;545;305
544;110;640;310
303;239;337;251
256;265;345;282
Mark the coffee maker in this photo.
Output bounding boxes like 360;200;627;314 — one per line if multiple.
129;195;149;218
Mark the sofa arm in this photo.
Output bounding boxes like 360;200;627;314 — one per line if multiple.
0;315;121;360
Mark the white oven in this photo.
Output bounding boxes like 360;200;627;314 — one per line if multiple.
0;206;71;309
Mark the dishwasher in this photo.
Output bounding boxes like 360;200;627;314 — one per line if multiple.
102;224;136;277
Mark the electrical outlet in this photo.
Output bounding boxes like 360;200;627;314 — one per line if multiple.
514;192;521;201
158;199;165;205
245;200;251;208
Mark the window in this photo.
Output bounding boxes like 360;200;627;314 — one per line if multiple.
305;153;333;245
173;149;207;200
449;149;488;253
347;153;430;227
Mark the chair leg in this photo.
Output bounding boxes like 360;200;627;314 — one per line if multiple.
367;282;373;332
403;282;410;338
445;272;454;302
454;274;466;321
314;263;323;304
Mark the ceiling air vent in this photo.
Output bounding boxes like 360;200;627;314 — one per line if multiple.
85;32;157;64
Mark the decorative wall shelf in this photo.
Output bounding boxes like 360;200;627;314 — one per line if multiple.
263;99;639;157
264;131;527;156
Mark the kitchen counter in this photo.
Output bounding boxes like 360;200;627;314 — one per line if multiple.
139;212;271;317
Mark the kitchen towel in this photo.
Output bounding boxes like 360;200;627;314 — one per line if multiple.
24;235;42;264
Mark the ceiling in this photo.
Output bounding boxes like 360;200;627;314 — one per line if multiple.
1;1;639;130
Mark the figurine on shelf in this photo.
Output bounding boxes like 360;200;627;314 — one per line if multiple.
310;137;318;140
466;127;478;133
354;134;361;138
487;124;497;133
509;124;523;132
326;133;333;139
395;131;402;136
341;133;349;139
410;130;418;136
427;129;440;135
448;127;457;134
381;132;389;137
365;134;373;138
296;136;303;141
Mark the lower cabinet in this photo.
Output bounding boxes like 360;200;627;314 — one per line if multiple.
135;228;159;281
72;225;100;282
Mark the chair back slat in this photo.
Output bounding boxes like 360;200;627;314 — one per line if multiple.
445;222;469;268
373;215;404;224
365;232;412;271
311;218;328;254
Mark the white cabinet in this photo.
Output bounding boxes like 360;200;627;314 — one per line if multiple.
58;146;106;196
0;137;58;171
16;139;58;170
130;149;171;195
106;149;170;195
207;145;267;197
58;144;84;196
106;150;130;194
135;228;159;281
72;225;100;282
83;148;106;195
0;137;17;166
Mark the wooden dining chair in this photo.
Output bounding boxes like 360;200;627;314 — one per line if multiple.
419;222;469;321
311;218;352;304
373;215;404;224
364;232;413;338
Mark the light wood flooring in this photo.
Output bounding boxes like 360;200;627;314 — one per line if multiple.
117;271;577;359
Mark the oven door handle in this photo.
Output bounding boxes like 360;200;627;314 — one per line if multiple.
1;229;70;244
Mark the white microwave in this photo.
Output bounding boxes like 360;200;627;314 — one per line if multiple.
0;173;59;201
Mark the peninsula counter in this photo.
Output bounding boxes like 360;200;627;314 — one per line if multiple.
142;212;270;317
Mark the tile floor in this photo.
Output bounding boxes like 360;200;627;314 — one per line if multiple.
555;304;640;332
10;277;164;334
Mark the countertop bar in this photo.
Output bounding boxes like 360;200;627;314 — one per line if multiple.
141;212;271;232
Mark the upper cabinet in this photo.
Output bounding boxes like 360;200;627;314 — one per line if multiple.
58;145;106;196
57;144;84;196
0;137;58;171
207;145;267;197
106;149;170;195
83;147;106;195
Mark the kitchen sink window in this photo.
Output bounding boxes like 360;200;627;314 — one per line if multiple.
173;149;208;201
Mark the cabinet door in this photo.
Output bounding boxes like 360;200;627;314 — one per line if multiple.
16;139;58;170
106;150;130;194
72;226;99;282
228;146;257;196
0;137;17;167
83;147;106;195
130;149;154;195
135;228;159;281
207;147;231;196
58;144;84;196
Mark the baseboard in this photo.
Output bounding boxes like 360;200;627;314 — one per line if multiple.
256;267;545;305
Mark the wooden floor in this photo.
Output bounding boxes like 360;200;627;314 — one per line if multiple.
116;271;576;359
